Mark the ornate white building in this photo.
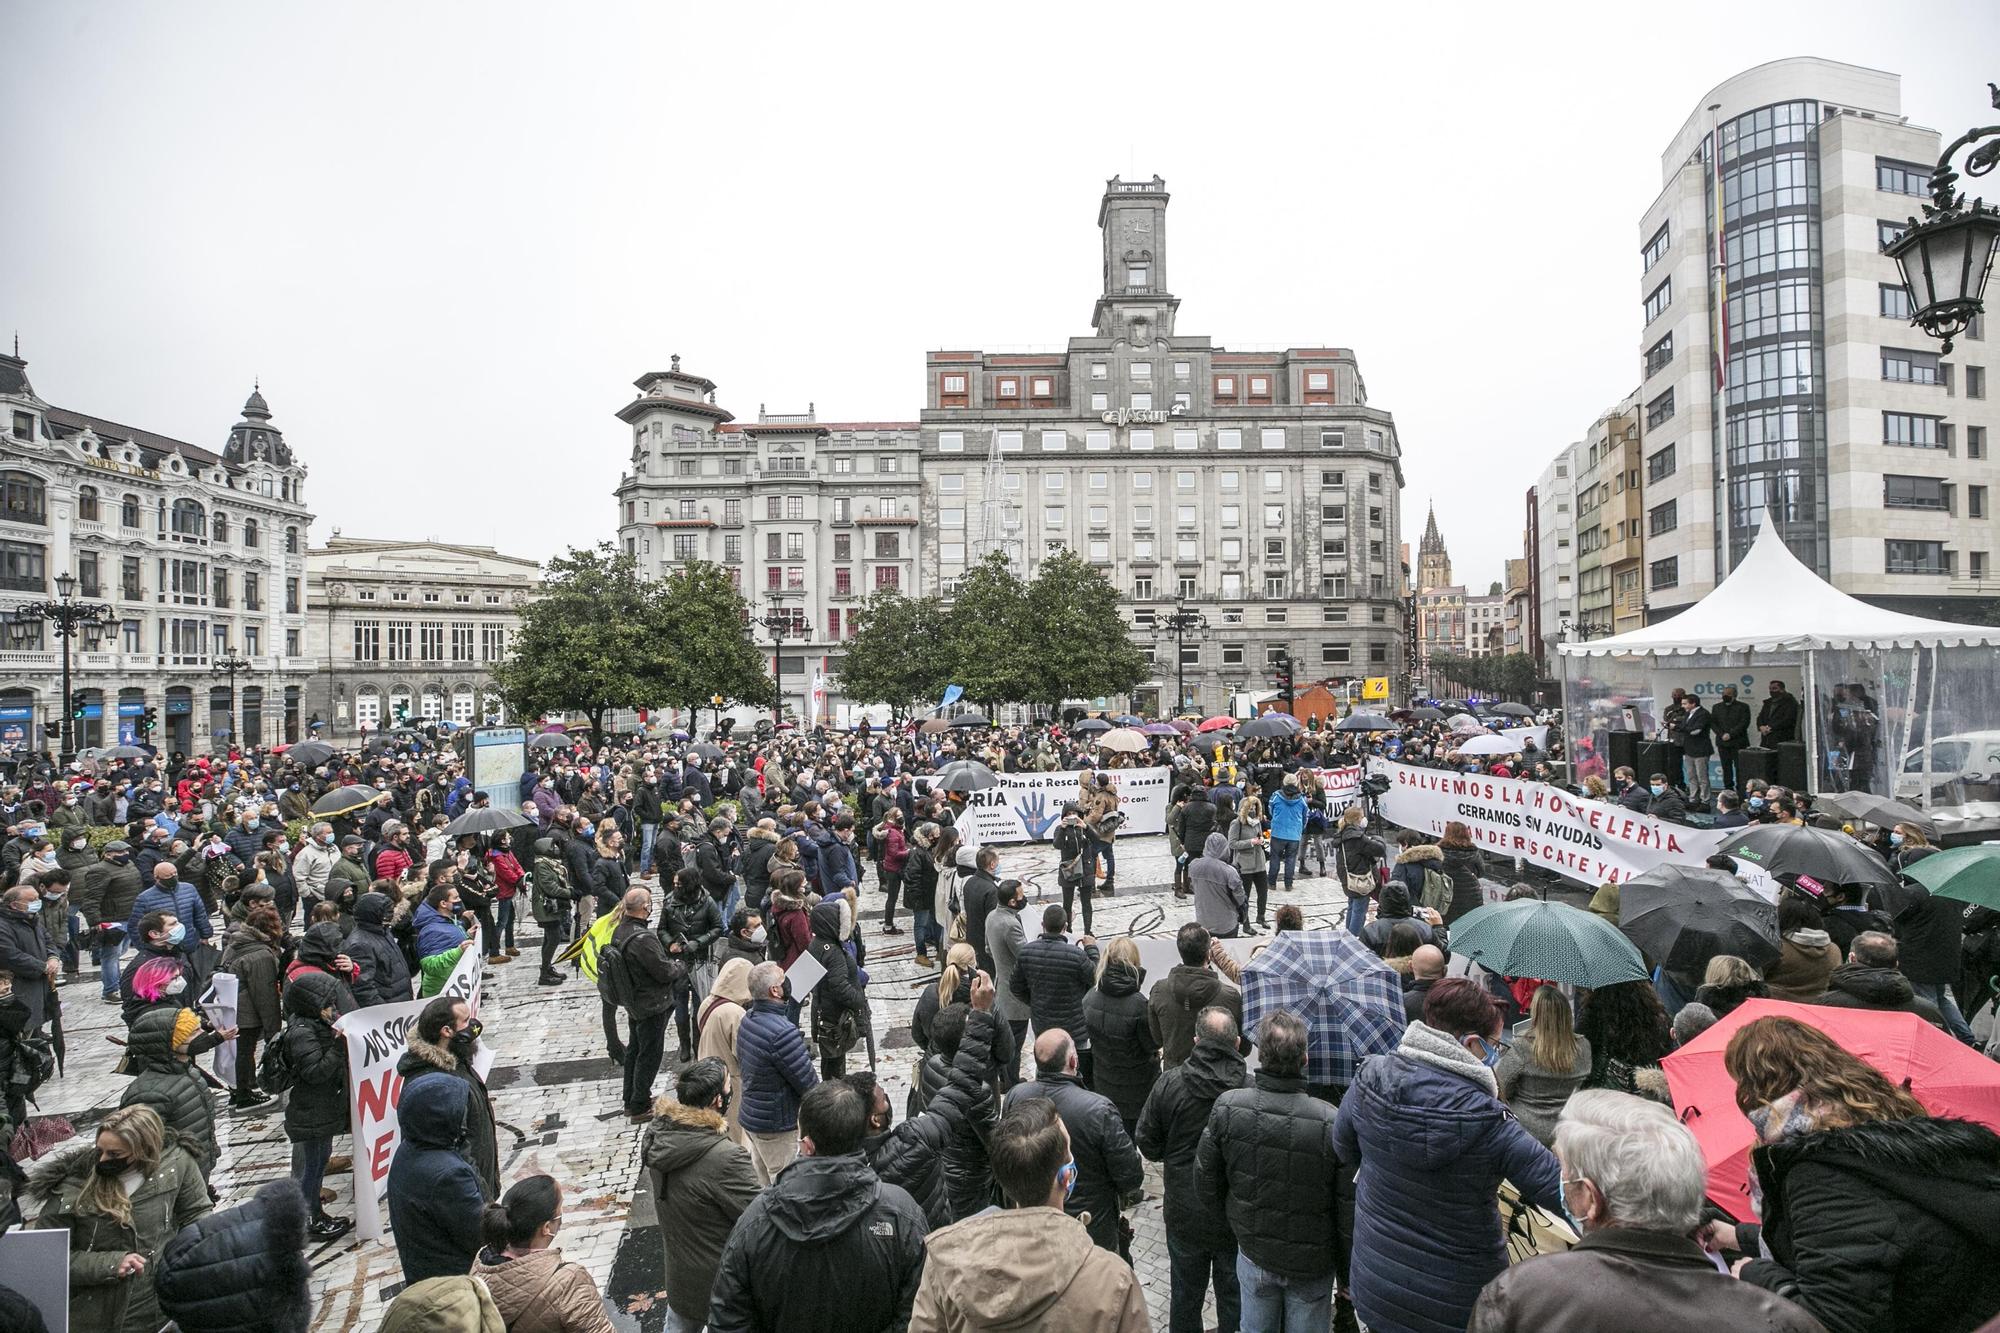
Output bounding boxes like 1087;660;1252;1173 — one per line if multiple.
0;350;314;754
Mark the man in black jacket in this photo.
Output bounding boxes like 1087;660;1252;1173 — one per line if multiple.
1756;679;1800;747
612;887;686;1121
1002;1027;1144;1254
708;1080;929;1333
1149;922;1245;1069
661;867;723;1063
1196;1008;1344;1329
1137;1006;1248;1331
1009;904;1100;1085
805;899;866;1080
341;891;412;1008
960;845;1001;975
79;839;144;1003
696;816;740;921
1710;685;1753;792
847;981;999;1227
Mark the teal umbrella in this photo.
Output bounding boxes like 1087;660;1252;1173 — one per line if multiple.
1448;899;1649;988
1905;845;2000;911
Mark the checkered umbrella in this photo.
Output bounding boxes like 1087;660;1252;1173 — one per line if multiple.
1450;899;1650;988
1241;929;1407;1087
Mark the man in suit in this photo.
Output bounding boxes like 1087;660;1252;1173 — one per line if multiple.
1756;680;1800;748
1710;685;1752;792
1676;696;1715;804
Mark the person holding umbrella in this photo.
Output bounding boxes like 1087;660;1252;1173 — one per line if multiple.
1700;1015;2000;1333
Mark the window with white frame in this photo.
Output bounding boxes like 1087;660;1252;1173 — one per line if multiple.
1174;429;1198;450
1041;430;1067;452
1131;430;1154;451
938;431;964;453
1218;429;1242;451
1261;428;1285;450
1133;472;1153;491
1087;430;1111;451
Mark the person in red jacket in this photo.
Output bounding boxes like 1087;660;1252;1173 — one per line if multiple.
485;842;524;957
768;866;813;969
879;808;910;934
374;821;416;885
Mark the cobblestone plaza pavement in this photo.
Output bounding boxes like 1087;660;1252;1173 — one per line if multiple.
41;835;1377;1331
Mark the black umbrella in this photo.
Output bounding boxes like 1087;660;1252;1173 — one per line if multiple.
1408;707;1447;722
1720;824;1897;894
444;806;535;836
1813;791;1936;836
1489;702;1535;718
933;760;1000;793
284;740;337;767
1237;714;1296;739
1434;700;1471;715
98;744;149;760
311;784;383;817
948;712;991;729
1334;712;1396;732
1618;865;1780;973
1070;718;1111;734
689;743;726;762
527;732;574;751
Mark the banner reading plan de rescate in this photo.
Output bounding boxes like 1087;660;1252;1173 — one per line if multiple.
1369;759;1733;886
956;767;1173;845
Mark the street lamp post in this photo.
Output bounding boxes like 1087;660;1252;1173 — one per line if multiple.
7;571;114;764
1883;82;2000;353
1153;599;1208;714
753;595;801;726
213;645;251;748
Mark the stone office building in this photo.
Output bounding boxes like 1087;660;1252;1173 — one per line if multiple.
611;361;923;726
303;537;541;739
1;351;315;754
919;176;1407;714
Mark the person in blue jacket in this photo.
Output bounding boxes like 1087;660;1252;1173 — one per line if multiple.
1333;977;1563;1333
1267;774;1308;893
387;1075;486;1285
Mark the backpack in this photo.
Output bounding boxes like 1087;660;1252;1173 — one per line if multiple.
258;1029;298;1094
1420;866;1456;916
596;935;634;1009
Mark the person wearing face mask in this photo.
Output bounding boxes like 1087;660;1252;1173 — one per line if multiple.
395;996;500;1200
117;1006;229;1181
34;1103;211;1333
1644;771;1688;823
80;839;145;1004
385;1075;487;1285
1467;1091;1826;1333
471;1174;614;1333
0;885;59;1039
694;957;756;1148
1334;978;1563;1333
120;912;198;1028
125;862;213;947
642;1058;760;1329
914;1093;1149;1331
292;822;338;923
713;906;767;973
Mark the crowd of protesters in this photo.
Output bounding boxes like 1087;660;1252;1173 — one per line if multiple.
0;700;1996;1333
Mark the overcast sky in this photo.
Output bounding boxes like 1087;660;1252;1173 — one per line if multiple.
7;2;1996;590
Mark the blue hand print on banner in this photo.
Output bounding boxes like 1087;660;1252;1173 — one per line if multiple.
1016;790;1058;841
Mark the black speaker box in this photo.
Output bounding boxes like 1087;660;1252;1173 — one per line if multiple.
1638;740;1683;784
1775;741;1809;792
1734;747;1776;785
1606;730;1641;775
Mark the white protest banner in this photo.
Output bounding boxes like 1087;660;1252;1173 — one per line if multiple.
334;948;487;1241
958;766;1172;846
1308;767;1364;816
1368;759;1734;886
202;972;239;1086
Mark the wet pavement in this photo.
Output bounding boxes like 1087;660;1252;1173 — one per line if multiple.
35;832;1420;1330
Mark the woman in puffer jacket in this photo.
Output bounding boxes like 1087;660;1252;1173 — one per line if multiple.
1082;937;1159;1137
471;1175;615;1333
1227;796;1270;930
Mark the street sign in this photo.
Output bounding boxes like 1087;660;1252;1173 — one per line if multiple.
1362;676;1390;701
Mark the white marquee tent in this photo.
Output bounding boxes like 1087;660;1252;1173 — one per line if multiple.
1558;523;2000;809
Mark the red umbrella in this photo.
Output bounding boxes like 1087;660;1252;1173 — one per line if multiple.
1197;715;1235;733
1169;718;1197;734
1663;998;2000;1219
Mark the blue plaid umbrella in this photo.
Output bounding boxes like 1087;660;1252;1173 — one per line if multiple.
1241;930;1407;1087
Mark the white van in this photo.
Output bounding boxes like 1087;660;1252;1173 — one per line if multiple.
1896;731;2000;799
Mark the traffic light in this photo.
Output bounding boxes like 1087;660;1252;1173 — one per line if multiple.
68;691;86;721
140;706;158;734
1273;652;1296;712
394;702;409;723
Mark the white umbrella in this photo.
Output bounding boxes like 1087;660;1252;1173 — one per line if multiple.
1097;727;1150;754
1447;713;1489;735
1457;733;1523;755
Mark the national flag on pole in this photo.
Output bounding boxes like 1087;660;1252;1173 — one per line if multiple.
940;684;965;709
555;908;620;979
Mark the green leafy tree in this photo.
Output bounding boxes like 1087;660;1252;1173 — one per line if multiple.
1022;548;1148;712
943;551;1037;710
836;589;953;716
491;544;673;747
655;560;776;717
1429;650;1538;701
